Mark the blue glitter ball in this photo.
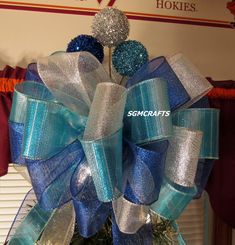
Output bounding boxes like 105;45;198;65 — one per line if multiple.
67;34;104;63
112;40;149;77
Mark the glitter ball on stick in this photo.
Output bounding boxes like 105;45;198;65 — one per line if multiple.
67;34;104;63
112;40;149;77
92;7;129;47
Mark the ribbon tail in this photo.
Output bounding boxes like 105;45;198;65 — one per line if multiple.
8;203;53;245
37;202;75;245
172;221;186;245
5;190;36;243
71;160;111;237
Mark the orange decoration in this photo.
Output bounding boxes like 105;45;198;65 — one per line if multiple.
207;87;235;99
227;1;235;17
0;77;24;92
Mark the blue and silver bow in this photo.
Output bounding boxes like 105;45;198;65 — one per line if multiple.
7;51;219;245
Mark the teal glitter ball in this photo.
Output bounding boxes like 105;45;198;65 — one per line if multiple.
112;40;149;77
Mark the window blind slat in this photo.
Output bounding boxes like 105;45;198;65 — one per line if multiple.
0;193;28;201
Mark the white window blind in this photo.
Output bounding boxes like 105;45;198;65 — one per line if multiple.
0;166;210;245
177;196;208;245
0;165;31;244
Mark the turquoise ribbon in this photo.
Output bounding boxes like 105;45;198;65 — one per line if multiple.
9;81;54;124
151;178;197;220
81;129;123;202
124;78;172;145
23;98;85;160
9;81;86;160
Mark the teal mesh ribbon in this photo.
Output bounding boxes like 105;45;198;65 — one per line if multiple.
151;178;197;220
81;129;123;202
8;204;53;245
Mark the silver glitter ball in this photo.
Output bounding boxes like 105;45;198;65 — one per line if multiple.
91;7;129;47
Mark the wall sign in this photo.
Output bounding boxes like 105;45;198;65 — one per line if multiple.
0;0;234;29
97;0;116;6
156;0;197;12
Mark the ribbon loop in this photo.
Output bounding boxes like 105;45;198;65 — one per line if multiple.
126;56;190;111
23;98;85;160
124;78;172;145
123;140;168;205
10;81;53;123
82;129;123;202
37;51;111;115
165;126;203;187
168;53;213;108
9;81;55;164
83;82;127;140
27;141;84;210
151;179;197;220
151;126;202;220
112;196;149;234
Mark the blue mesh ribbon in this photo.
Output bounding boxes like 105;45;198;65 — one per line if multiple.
123;140;168;205
9;122;25;165
112;214;153;245
194;159;215;199
27;141;84;210
70;160;112;237
25;63;43;83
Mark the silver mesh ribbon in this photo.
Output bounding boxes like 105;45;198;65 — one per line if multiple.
112;196;149;234
37;202;75;245
83;82;127;140
165;126;203;187
37;51;111;116
168;53;212;109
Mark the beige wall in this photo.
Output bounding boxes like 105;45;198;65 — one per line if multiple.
0;1;234;79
